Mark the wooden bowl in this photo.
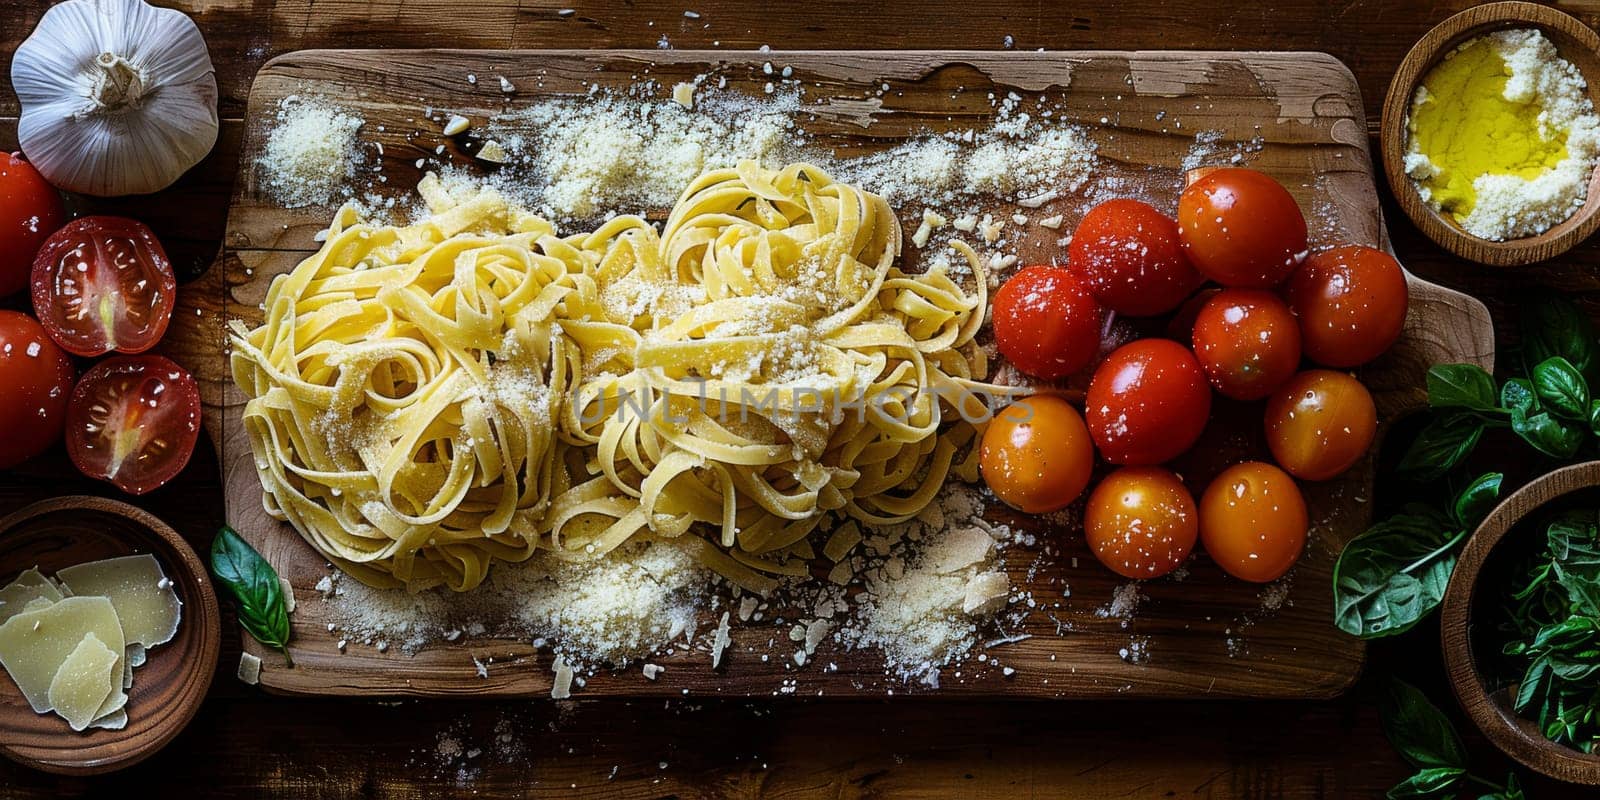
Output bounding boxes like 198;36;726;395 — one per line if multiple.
1380;1;1600;266
0;497;220;775
1441;462;1600;785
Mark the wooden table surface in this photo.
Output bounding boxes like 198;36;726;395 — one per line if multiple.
1;1;1598;797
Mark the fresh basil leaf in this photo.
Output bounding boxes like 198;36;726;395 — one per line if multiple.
1503;771;1524;800
1510;406;1584;459
1387;767;1465;799
1334;509;1463;638
210;525;294;665
1396;412;1485;482
1451;472;1503;530
1546;511;1600;561
1533;356;1590;420
1474;772;1525;800
1380;678;1470;772
1521;294;1599;383
1428;364;1499;412
1502;378;1538;416
1514;657;1550;713
1590;398;1600;438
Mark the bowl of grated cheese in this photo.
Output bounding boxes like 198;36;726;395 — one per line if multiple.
1381;1;1600;266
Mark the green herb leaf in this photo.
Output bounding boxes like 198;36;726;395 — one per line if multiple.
1475;772;1525;800
210;525;294;666
1510;406;1584;459
1521;293;1599;383
1502;377;1538;416
1533;356;1590;420
1428;364;1500;412
1387;767;1465;799
1502;513;1600;752
1380;677;1469;772
1451;473;1503;530
1333;508;1464;638
1396;413;1485;483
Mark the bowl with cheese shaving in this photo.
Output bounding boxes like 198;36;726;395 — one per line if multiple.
0;496;219;775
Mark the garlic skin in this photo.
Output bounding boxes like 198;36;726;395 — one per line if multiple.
12;0;219;197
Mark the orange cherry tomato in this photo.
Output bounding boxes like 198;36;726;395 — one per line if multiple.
1191;289;1302;401
1264;369;1377;481
979;395;1095;513
1177;168;1308;288
1199;461;1308;582
1085;466;1198;579
991;265;1106;380
1086;338;1211;465
1284;244;1409;368
1070;199;1202;317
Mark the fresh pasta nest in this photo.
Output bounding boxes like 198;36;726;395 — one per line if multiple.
229;162;995;592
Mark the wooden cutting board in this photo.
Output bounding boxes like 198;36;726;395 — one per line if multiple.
167;49;1495;700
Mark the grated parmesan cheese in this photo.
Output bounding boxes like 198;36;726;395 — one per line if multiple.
258;97;366;208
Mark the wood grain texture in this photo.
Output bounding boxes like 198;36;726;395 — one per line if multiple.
174;48;1496;701
1442;461;1600;786
0;497;220;776
1378;1;1600;267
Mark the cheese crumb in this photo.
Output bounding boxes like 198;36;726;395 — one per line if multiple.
443;115;471;136
710;611;732;668
671;82;696;110
476;140;509;164
551;657;574;699
236;652;262;685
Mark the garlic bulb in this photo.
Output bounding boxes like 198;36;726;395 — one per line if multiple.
12;0;219;196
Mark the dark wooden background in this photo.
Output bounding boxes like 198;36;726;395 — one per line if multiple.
1;1;1596;796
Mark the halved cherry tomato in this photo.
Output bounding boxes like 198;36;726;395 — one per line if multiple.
1070;199;1202;316
31;216;176;357
1285;244;1409;368
0;154;66;298
991;265;1105;380
980;395;1095;513
1264;369;1376;481
1199;461;1307;582
1177;168;1307;288
0;311;74;468
1191;289;1302;401
1084;466;1198;579
1086;338;1211;465
65;355;200;495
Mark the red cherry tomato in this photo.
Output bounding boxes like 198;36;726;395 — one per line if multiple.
65;355;201;495
1070;199;1202;317
991;265;1105;380
31;216;176;357
979;395;1095;514
1264;369;1377;481
1086;338;1211;465
1084;466;1198;579
1177;168;1308;288
1285;244;1409;368
1191;289;1302;401
0;311;74;468
0;154;66;297
1199;461;1307;582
